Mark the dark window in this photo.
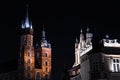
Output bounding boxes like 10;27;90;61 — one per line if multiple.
27;73;30;78
92;62;99;71
45;61;48;66
113;64;116;72
45;74;49;80
37;53;39;58
36;72;41;80
28;59;30;64
45;53;48;57
46;68;48;72
117;64;120;72
28;66;30;70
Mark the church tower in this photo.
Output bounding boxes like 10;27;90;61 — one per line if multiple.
18;5;52;80
18;5;35;80
35;28;52;80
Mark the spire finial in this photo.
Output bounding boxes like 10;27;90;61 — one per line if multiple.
80;28;83;33
24;4;30;28
42;26;46;40
76;37;78;43
87;27;89;32
106;34;109;39
26;5;29;17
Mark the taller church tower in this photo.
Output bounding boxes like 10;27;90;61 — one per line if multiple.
35;29;52;80
18;5;35;80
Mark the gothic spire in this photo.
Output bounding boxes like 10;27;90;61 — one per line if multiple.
80;28;83;33
87;27;89;32
80;28;84;39
24;5;31;28
76;37;78;43
42;27;46;40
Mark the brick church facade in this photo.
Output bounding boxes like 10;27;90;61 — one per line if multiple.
0;6;52;80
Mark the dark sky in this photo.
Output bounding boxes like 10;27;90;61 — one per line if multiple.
0;0;120;80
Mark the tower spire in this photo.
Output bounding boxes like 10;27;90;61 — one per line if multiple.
42;26;46;40
24;5;31;28
80;28;83;33
80;28;84;40
87;27;89;32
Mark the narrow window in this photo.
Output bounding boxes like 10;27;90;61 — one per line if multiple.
45;61;48;66
45;53;48;57
36;72;41;80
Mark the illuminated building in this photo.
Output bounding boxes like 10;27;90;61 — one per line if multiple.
0;6;52;80
64;28;120;80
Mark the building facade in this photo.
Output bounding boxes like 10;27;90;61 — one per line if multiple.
65;28;120;80
0;7;52;80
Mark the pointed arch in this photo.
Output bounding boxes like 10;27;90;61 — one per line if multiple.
36;72;41;80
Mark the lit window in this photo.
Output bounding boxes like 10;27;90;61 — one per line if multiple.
112;58;120;72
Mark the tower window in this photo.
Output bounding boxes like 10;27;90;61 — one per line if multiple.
46;68;48;72
28;59;30;64
45;61;48;66
45;53;48;57
112;58;120;72
36;72;41;80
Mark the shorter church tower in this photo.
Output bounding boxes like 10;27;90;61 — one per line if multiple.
35;28;52;80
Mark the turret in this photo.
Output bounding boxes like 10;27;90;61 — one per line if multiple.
21;5;33;35
79;29;85;49
86;27;93;45
41;28;51;48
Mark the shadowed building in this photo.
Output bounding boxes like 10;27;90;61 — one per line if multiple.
63;28;120;80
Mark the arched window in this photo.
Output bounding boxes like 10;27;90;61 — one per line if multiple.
36;72;41;80
45;74;49;80
45;53;48;57
45;61;48;66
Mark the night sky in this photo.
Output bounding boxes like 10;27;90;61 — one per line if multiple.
0;0;120;80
